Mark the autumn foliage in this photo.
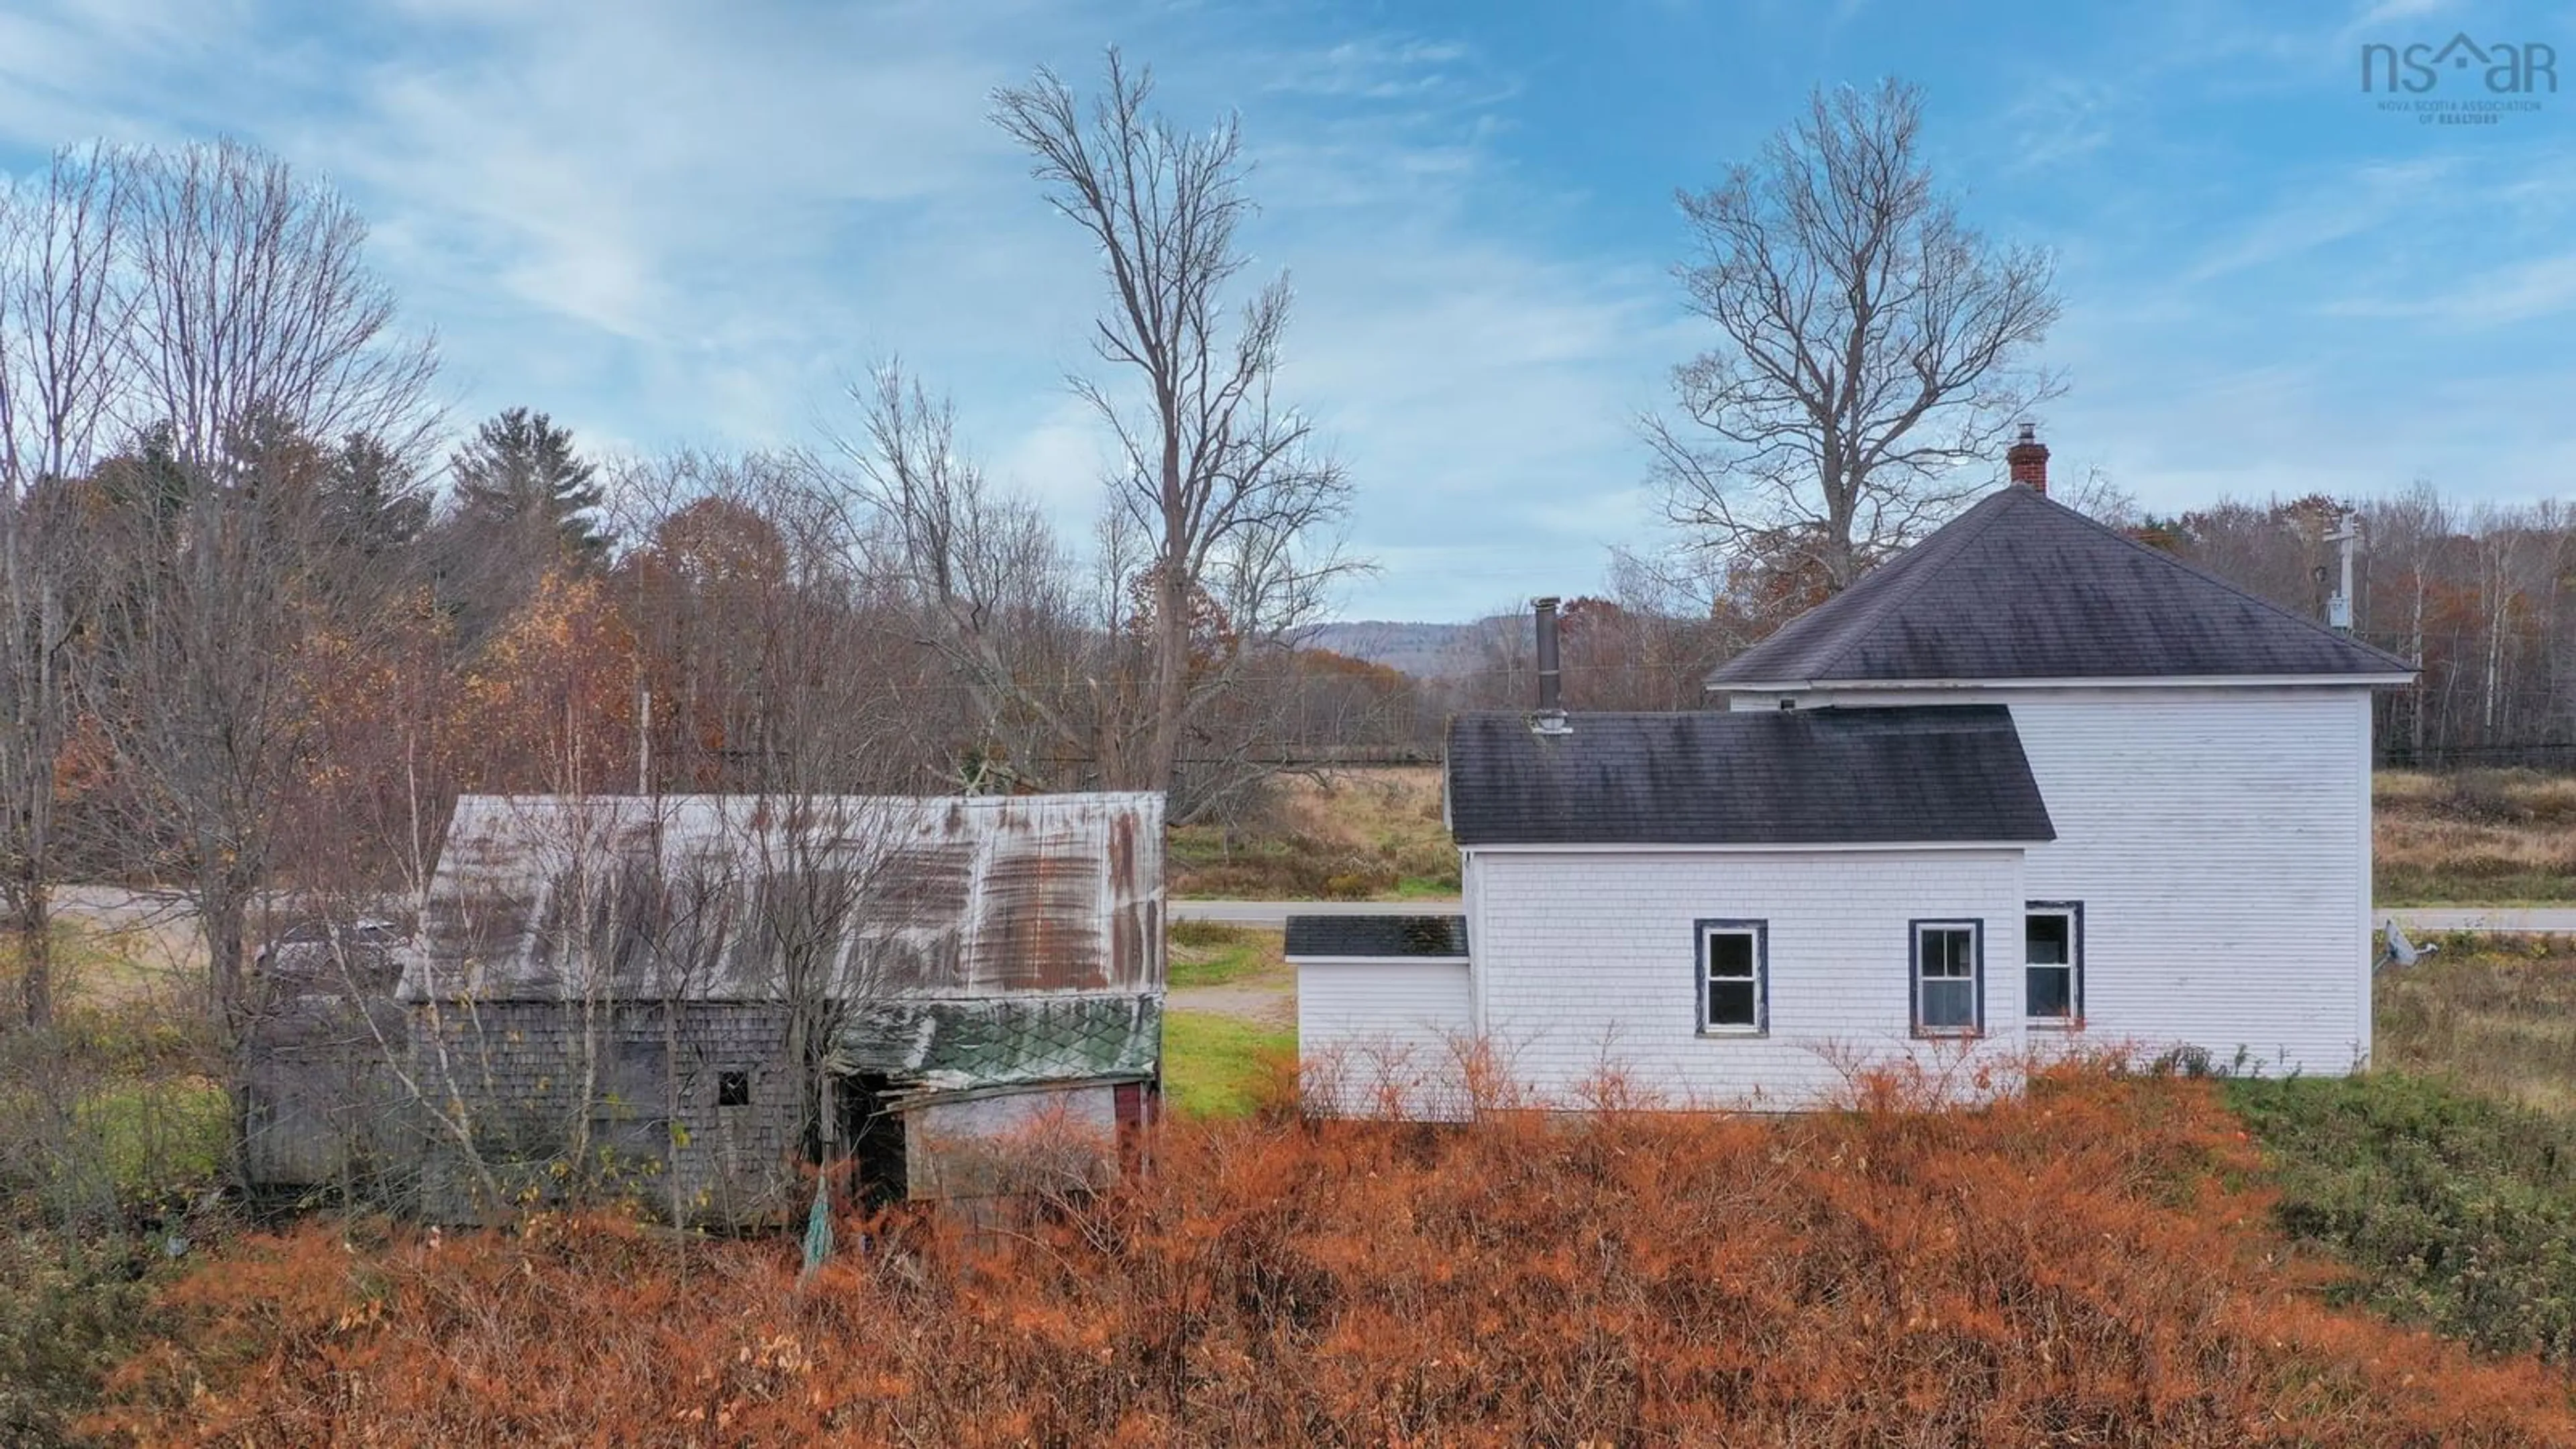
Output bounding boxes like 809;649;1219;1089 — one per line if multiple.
90;1065;2576;1447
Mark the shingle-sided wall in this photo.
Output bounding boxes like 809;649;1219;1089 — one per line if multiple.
1296;961;1472;1118
1467;849;2027;1109
406;1000;803;1224
1733;686;2375;1075
242;992;416;1195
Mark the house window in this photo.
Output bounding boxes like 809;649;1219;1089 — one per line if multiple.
1697;920;1767;1034
1911;920;1983;1036
717;1070;751;1108
2025;903;2083;1026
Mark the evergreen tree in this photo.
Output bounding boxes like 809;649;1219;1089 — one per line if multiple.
447;407;610;568
325;433;431;557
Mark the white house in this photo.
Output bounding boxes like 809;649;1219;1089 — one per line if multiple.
1291;435;2414;1112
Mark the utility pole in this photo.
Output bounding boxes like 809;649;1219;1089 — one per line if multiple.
637;672;652;795
2326;515;2357;635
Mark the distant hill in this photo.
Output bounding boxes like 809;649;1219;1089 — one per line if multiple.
1305;620;1509;680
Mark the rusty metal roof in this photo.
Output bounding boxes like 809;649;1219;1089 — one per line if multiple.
398;793;1165;1004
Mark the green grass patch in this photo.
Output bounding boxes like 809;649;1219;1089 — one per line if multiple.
2229;1072;2576;1363
79;1079;227;1200
1167;918;1242;950
1161;1010;1293;1120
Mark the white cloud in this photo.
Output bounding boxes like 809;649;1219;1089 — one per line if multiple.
2345;0;2459;38
2185;158;2451;282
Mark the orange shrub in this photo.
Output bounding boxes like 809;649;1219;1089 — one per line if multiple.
88;1065;2576;1446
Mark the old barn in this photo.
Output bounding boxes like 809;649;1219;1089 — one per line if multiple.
246;790;1165;1223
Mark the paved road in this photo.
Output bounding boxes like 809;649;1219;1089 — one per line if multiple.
2385;906;2576;933
1177;899;2576;934
1173;898;1462;926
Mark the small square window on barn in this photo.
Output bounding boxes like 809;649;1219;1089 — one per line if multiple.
1696;920;1767;1035
2025;903;2082;1026
717;1071;751;1108
1911;920;1983;1038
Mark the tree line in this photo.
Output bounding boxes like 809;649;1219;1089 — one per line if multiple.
0;57;1432;1066
2142;489;2576;769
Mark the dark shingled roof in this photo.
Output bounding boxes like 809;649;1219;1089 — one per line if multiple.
1709;486;2416;688
1444;706;2054;847
1284;914;1471;960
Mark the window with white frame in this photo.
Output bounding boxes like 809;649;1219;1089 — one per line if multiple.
2025;903;2082;1026
1697;920;1766;1034
1911;920;1982;1036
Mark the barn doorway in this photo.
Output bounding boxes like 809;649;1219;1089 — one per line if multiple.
835;1073;909;1205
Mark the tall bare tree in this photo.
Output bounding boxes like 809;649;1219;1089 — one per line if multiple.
1648;78;2061;594
121;140;437;470
89;140;437;1177
837;366;1101;791
991;52;1358;806
612;454;932;1195
0;145;129;1028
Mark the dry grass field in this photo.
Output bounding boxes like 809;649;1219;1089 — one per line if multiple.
2376;769;2576;904
2374;932;2576;1114
1169;767;1457;900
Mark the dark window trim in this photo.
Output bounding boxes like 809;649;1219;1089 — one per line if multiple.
2025;900;2085;1028
1909;918;1985;1038
1695;918;1769;1038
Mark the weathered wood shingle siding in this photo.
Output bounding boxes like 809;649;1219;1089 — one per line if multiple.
1464;849;2026;1108
407;1000;802;1223
1733;686;2375;1074
1296;961;1473;1117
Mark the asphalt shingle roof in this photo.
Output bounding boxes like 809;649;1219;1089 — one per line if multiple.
1708;486;2416;688
1284;914;1471;960
1444;706;2054;847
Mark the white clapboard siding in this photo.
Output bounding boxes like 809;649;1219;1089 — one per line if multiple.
1735;686;2375;1075
1295;959;1473;1118
1464;849;2027;1110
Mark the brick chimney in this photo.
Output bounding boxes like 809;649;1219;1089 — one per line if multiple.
2007;423;2049;494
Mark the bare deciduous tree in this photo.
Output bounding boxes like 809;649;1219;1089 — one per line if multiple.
0;145;128;1028
991;52;1360;806
121;140;437;470
837;366;1100;791
85;140;437;1178
1648;78;2061;595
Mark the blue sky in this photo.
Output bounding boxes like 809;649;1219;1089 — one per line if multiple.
2;0;2569;621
